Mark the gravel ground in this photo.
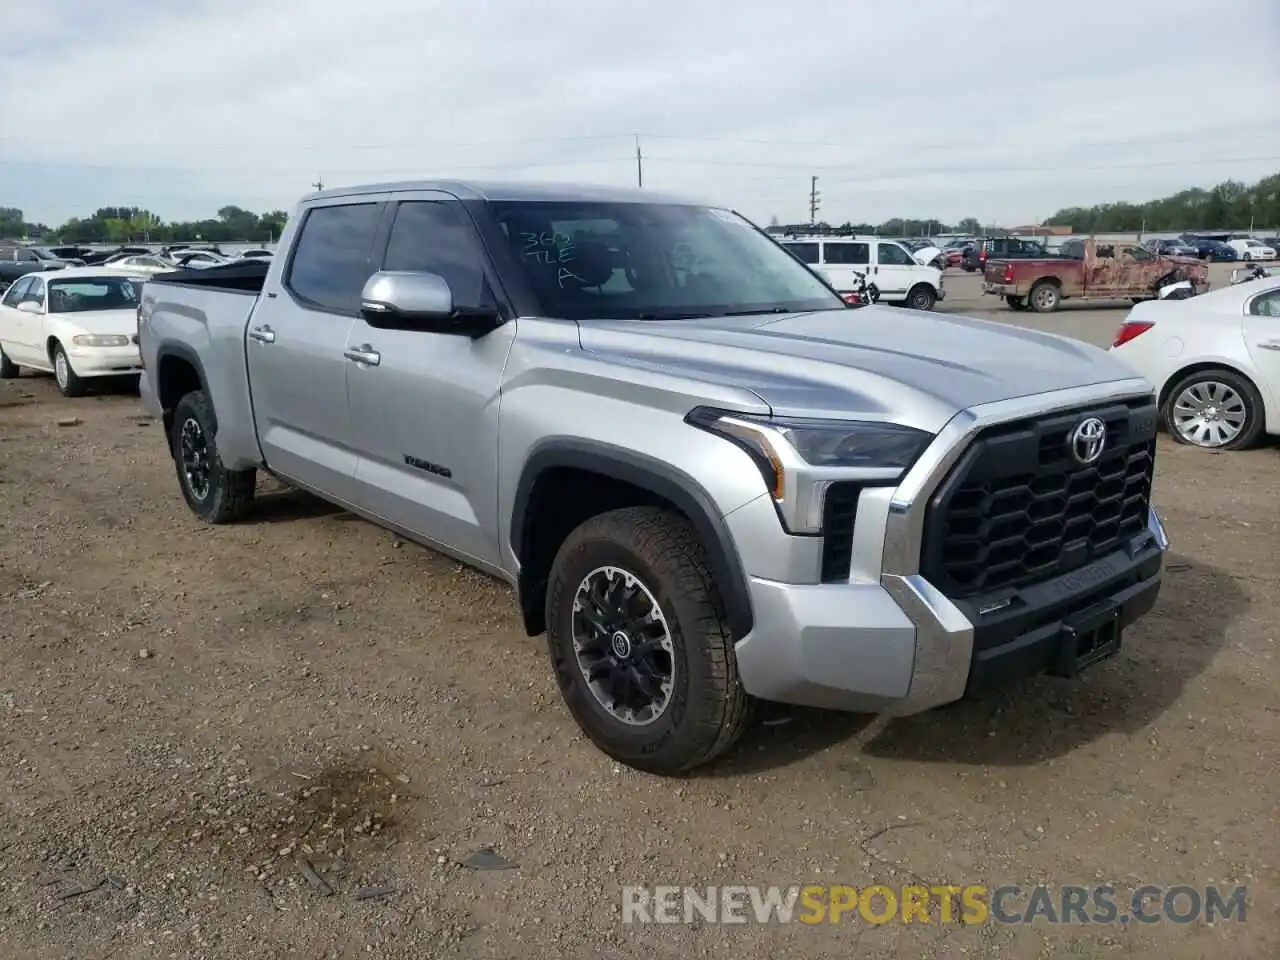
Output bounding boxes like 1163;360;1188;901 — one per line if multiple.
1;271;1276;958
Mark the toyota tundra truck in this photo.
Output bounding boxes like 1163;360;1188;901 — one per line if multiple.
136;181;1169;774
984;237;1208;313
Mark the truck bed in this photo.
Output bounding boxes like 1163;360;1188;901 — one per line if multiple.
140;260;269;471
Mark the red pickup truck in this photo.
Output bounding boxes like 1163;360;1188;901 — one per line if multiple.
983;238;1208;312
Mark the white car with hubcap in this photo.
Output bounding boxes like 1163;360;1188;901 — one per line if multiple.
0;267;148;396
1109;276;1280;450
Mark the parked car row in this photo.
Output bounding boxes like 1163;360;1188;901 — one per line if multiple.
0;243;273;291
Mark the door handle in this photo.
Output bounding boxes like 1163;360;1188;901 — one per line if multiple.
1258;339;1280;351
344;344;381;366
248;325;276;343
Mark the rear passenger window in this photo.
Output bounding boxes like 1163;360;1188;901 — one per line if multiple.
822;243;869;265
381;200;492;309
285;203;382;313
781;242;819;264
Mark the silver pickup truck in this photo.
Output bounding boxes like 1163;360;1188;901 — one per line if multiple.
137;181;1169;774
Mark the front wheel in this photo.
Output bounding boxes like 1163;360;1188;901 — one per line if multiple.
52;343;86;397
169;390;257;523
1163;369;1264;450
906;284;936;311
0;346;18;379
545;506;752;775
1242;252;1252;261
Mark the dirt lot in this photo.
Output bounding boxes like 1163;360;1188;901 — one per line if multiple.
1;277;1277;959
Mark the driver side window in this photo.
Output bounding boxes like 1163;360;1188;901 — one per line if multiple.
2;277;31;307
876;243;914;266
25;279;46;307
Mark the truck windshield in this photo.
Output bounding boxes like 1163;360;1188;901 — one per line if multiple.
48;277;144;313
489;201;844;320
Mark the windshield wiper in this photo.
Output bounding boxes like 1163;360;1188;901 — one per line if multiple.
634;311;715;320
720;306;793;317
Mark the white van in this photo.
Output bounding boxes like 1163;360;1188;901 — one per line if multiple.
778;236;944;310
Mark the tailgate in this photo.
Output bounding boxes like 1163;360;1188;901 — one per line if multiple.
984;259;1012;284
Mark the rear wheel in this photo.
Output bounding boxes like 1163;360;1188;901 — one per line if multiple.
1028;281;1061;313
545;506;752;775
0;346;18;379
1163;369;1264;450
1005;295;1027;311
169;390;257;523
52;343;86;397
906;284;936;311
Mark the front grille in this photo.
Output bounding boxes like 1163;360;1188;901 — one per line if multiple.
819;482;862;583
920;398;1158;599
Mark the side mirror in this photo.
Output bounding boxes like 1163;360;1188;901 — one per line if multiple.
16;300;41;314
359;271;503;338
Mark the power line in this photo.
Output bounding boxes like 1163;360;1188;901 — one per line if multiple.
644;154;1280;184
3;121;1274;158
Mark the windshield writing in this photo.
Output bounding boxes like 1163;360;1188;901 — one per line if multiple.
491;201;843;321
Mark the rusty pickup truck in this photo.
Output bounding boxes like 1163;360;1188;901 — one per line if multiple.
983;238;1208;313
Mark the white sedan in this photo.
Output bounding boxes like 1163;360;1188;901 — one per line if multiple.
106;254;178;275
0;267;148;397
1227;238;1277;261
1109;277;1280;450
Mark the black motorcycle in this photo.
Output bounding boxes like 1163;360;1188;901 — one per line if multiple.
843;270;880;307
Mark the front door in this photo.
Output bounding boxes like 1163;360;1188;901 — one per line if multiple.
245;198;385;503
345;194;515;568
0;277;39;364
871;241;915;301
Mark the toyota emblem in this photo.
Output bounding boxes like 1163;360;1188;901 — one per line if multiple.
1069;417;1107;464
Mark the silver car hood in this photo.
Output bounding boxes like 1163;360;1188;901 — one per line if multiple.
576;306;1146;433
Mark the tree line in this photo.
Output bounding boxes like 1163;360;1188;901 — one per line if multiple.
3;171;1277;244
0;205;288;244
773;171;1279;237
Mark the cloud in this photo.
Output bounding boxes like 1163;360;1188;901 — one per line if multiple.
2;0;1278;227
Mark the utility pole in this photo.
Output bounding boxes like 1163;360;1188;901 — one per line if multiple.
809;176;820;225
312;177;324;192
635;135;643;188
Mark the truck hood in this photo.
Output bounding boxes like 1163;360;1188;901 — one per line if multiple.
576;307;1145;433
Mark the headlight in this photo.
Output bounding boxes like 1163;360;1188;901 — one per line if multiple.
685;407;934;533
72;334;132;347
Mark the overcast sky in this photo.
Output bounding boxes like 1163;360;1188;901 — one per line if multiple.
3;0;1278;228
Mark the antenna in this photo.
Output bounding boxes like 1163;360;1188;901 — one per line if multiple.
635;135;643;188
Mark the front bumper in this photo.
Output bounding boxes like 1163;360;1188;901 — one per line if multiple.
731;379;1167;715
68;344;142;378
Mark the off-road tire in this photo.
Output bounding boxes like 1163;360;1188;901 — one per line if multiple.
906;284;936;311
51;342;87;397
0;346;18;379
1005;295;1027;311
1028;280;1061;313
1162;367;1265;451
545;506;752;775
170;389;257;523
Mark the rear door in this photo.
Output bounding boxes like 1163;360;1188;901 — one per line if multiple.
818;240;870;292
245;198;385;503
1243;285;1280;419
344;193;515;567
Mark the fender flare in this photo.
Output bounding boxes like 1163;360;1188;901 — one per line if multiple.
153;341;213;429
510;439;755;639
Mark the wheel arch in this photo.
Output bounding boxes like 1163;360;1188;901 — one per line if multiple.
510;440;754;641
154;341;211;433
